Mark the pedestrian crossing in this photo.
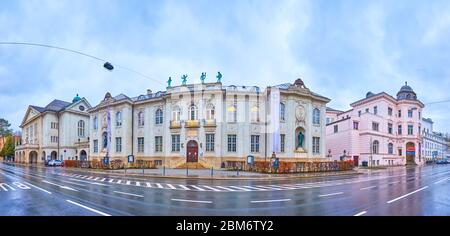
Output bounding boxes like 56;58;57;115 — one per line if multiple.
56;172;400;193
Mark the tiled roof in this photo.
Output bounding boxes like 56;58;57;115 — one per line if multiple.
131;91;166;102
30;105;46;113
44;99;72;112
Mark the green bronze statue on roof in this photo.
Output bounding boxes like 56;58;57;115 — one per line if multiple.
167;77;172;88
181;74;188;85
200;72;206;84
216;71;222;83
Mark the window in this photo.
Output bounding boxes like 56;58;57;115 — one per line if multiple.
51;122;59;129
374;106;378;115
172;106;181;121
171;135;180;152
326;118;331;124
388;143;393;154
227;105;237;122
312;137;320;154
155;109;163;124
313;108;320;125
408;109;413;118
251;106;259;122
189;105;198;120
206;134;215;151
398;125;402;135
372;122;379;131
78;120;85;137
116;112;122;127
353;121;359;130
251;135;260;153
280;134;285;152
280;103;286;121
334;125;338;133
51;136;59;143
358;111;361;117
206;104;215;120
398;110;402;117
408;125;414;135
115;137;122;153
419;111;421;119
388;107;393;116
372;140;379;154
398;148;402;156
388;123;393;134
365;108;369;113
155;136;163;152
138;111;145;127
93;140;98;153
93;116;98;130
227;135;237;152
137;137;144;153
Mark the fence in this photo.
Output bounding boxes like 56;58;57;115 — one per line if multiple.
63;160;160;170
225;160;354;173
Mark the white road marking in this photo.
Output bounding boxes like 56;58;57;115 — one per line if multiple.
190;185;206;191
167;184;176;189
251;199;291;203
94;177;100;181
178;185;190;190
156;183;164;189
113;191;144;198
434;177;450;184
135;182;141;186
202;186;222;192
87;176;94;180
81;176;88;179
42;180;78;191
387;186;429;204
117;180;122;184
388;181;400;185
109;179;115;183
100;178;106;182
241;186;267;191
318;192;344;197
354;211;367;216
66;200;111;216
23;182;52;194
91;182;109;186
171;199;212;204
215;186;237;191
126;181;131;185
146;182;152;188
360;186;377;190
228;186;252;191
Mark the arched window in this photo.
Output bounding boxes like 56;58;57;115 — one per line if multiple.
388;143;394;155
206;104;215;120
227;105;237;122
93;116;98;130
155;108;163;124
313;108;320;125
251;106;259;122
116;111;122;127
138;111;145;126
373;140;379;154
172;106;181;121
78;120;85;137
280;103;286;121
189;105;198;120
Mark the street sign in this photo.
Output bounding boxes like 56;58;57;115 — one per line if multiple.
247;155;254;165
103;157;109;165
128;155;134;163
273;158;280;168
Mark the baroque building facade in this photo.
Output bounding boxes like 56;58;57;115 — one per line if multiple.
15;95;91;164
88;79;330;168
421;118;447;161
326;83;425;166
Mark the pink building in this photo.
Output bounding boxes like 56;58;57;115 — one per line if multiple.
326;83;424;166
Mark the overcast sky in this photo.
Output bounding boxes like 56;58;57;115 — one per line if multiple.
1;0;450;133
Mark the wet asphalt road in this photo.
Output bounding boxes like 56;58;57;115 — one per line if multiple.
1;162;450;216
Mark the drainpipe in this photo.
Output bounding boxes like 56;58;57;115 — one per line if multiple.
57;113;60;161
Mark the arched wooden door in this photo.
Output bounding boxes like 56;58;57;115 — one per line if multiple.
186;140;199;163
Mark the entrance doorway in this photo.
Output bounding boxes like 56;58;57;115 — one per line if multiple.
406;142;416;165
51;151;57;160
353;156;359;166
29;151;38;164
186;140;199;163
80;150;87;161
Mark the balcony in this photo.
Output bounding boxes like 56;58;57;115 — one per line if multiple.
185;120;200;128
203;119;217;127
170;120;182;129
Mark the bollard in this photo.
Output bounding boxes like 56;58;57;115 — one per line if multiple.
186;166;189;176
211;167;214;177
163;166;166;176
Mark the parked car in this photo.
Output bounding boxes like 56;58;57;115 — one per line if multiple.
436;160;449;164
48;160;64;167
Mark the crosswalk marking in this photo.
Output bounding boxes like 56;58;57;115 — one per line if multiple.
126;181;131;185
117;180;122;184
87;176;94;180
178;185;190;190
135;182;141;186
202;186;222;192
94;177;100;181
156;183;164;189
100;178;106;182
109;179;115;183
167;184;176;189
215;186;237;191
257;185;285;190
228;186;252;191
146;182;152;188
190;185;206;191
241;186;267;191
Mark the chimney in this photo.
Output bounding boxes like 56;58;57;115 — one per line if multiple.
147;89;152;95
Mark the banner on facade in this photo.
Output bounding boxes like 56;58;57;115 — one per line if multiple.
270;87;281;153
